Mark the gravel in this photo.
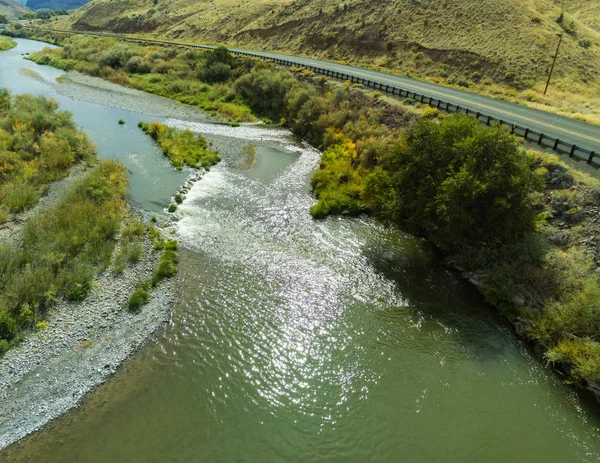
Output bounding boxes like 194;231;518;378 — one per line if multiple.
0;228;178;450
56;71;214;123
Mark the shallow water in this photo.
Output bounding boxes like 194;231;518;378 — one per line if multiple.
0;38;188;213
2;39;600;462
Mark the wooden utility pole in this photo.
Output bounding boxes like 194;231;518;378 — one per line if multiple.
544;34;563;96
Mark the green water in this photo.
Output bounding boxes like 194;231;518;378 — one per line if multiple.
2;39;600;463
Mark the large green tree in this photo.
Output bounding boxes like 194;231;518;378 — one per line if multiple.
365;115;545;252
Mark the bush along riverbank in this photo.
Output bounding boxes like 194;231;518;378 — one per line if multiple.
0;36;16;52
0;160;128;354
0;209;179;449
0;90;95;223
138;121;220;170
178;51;600;396
319;113;600;395
0;89;181;446
21;33;600;396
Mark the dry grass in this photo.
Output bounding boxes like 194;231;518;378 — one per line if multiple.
54;0;600;123
0;0;29;19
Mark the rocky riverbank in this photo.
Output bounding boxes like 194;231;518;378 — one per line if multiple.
0;216;179;449
56;71;215;123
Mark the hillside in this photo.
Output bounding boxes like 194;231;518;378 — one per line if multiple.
26;0;90;11
0;0;29;18
55;0;600;122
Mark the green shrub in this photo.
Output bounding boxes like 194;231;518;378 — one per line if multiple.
0;160;128;347
1;181;40;212
0;36;16;52
124;243;143;263
127;284;150;312
364;115;545;252
151;250;177;287
547;338;600;383
235;68;296;121
35;320;49;331
174;193;183;204
121;220;146;242
118;119;125;125
100;44;135;69
551;190;584;223
124;55;151;74
0;339;11;356
0;207;10;224
164;240;178;251
198;61;233;83
111;251;126;275
310;141;365;217
0;310;18;340
138;121;220;170
67;282;91;301
0;92;95;212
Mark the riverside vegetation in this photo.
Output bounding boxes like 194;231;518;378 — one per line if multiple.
0;91;179;355
0;35;15;52
0;158;128;355
0;90;95;221
138;121;220;170
22;35;600;394
27;35;258;123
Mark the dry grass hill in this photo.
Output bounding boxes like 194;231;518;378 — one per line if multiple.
0;0;29;18
54;0;600;122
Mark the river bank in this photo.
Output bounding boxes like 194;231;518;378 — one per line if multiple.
0;217;178;449
0;40;195;449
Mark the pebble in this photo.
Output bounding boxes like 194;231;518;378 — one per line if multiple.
0;212;179;451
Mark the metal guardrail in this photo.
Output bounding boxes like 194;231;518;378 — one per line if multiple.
25;27;598;166
252;57;597;166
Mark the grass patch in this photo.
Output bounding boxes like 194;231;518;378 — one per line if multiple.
124;243;143;263
127;283;150;312
111;219;146;273
111;250;126;275
151;249;177;287
310;141;366;218
126;234;177;312
0;160;128;352
0;36;16;52
138;121;220;171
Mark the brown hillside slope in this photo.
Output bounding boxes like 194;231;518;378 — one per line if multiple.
0;0;29;18
56;0;600;122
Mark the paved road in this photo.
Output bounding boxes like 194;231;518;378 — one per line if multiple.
38;28;600;156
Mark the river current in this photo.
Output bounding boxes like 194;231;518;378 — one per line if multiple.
2;38;600;462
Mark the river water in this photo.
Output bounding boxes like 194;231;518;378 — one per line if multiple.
2;38;600;462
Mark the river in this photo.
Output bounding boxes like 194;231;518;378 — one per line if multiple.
2;38;600;462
